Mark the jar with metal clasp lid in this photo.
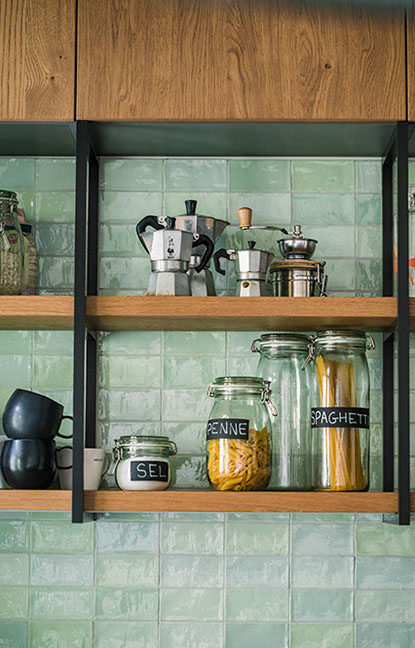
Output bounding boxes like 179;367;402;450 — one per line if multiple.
0;190;23;295
109;436;177;491
206;377;277;491
303;331;375;492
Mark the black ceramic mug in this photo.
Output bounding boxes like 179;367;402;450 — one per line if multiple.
1;439;57;489
2;389;73;441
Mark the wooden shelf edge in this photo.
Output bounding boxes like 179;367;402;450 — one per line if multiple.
0;296;74;330
0;490;72;510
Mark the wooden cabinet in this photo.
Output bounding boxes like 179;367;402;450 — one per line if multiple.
0;0;75;121
77;0;405;122
407;9;415;121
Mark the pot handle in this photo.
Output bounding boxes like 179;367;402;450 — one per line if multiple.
136;215;164;253
213;248;231;276
192;234;214;273
57;415;73;439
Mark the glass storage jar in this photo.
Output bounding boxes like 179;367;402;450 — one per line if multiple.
306;331;375;492
251;333;313;490
109;436;177;491
0;190;23;295
206;377;276;491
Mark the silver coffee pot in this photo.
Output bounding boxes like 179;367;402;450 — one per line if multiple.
214;241;274;296
136;215;214;296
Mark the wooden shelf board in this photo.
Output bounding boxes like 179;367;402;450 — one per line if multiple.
86;296;397;332
0;490;409;513
0;296;73;330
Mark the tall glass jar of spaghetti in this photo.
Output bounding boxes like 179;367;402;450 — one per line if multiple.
206;377;276;491
306;331;375;492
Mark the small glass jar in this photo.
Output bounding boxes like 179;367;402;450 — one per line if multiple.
206;377;276;491
252;333;312;490
0;190;23;295
306;331;375;492
109;436;177;491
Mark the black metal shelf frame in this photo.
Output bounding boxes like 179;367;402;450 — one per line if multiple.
72;120;411;523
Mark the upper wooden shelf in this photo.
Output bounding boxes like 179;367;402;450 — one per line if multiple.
0;489;407;513
0;296;74;330
86;296;397;332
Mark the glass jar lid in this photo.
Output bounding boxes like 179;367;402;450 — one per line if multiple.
314;330;375;352
251;333;310;355
115;435;177;456
207;376;270;397
0;190;18;210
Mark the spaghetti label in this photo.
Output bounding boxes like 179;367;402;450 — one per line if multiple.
207;418;250;440
311;407;369;429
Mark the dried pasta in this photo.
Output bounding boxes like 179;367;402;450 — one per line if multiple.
207;426;271;491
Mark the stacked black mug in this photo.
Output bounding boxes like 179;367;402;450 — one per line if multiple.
1;389;73;489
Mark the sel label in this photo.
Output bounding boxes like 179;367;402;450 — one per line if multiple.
130;460;169;482
311;407;369;429
206;418;250;440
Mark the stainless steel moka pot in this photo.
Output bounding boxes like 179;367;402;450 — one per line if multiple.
136;215;214;296
174;200;229;296
269;224;328;297
214;241;275;296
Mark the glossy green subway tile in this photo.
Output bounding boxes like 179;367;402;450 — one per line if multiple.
100;160;162;191
0;520;29;553
30;555;93;586
99;355;161;389
226;588;288;622
33;356;73;389
0;355;31;387
292;193;355;225
356;225;382;258
357;556;415;589
291;514;355;523
292;160;355;192
292;556;354;588
100;190;162;223
356;194;382;225
29;621;92;648
100;223;146;256
291;623;354;648
291;523;354;555
161;512;224;522
225;623;288;648
161;555;223;588
0;554;28;585
161;521;223;555
0;622;27;647
30;587;93;620
98;422;161;452
291;589;353;622
38;256;74;290
227;355;258;376
227;512;289;521
356;623;415;648
34;190;75;223
163;389;210;421
99;256;150;291
356;161;382;193
0;158;35;189
95;588;158;621
324;259;355;291
229;159;290;191
226;556;288;588
98;389;160;421
163;331;226;356
160;622;223;648
0;587;28;619
33;331;73;355
94;621;158;648
36;159;75;191
160;588;223;621
96;521;158;553
30;521;93;554
356;259;382;294
228;193;291;225
162;422;205;455
96;554;158;587
309;225;355;258
35;223;75;256
100;331;161;355
166;455;208;489
357;522;415;556
226;521;289;556
356;590;415;622
14;190;35;221
0;331;32;355
226;331;263;354
164;192;227;221
164;159;226;191
163;356;225;389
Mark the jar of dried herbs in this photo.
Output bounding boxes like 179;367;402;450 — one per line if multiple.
305;331;375;492
0;190;23;295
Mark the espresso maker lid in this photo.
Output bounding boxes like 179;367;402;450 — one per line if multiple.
277;224;318;259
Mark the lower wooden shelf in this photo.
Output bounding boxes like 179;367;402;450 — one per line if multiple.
0;296;73;330
0;489;410;513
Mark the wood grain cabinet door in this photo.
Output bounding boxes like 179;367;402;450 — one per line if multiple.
77;0;405;121
0;0;75;121
407;8;415;121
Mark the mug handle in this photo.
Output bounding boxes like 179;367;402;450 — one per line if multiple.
57;415;73;439
102;454;110;475
56;446;73;470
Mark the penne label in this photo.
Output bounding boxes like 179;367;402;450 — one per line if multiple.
206;418;250;440
311;407;369;429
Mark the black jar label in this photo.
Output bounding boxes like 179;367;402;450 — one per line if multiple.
130;460;169;482
206;418;250;440
311;407;369;429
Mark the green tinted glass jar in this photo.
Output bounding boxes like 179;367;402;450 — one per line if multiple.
0;190;23;295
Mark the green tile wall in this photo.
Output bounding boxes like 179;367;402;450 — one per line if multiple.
0;157;414;646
